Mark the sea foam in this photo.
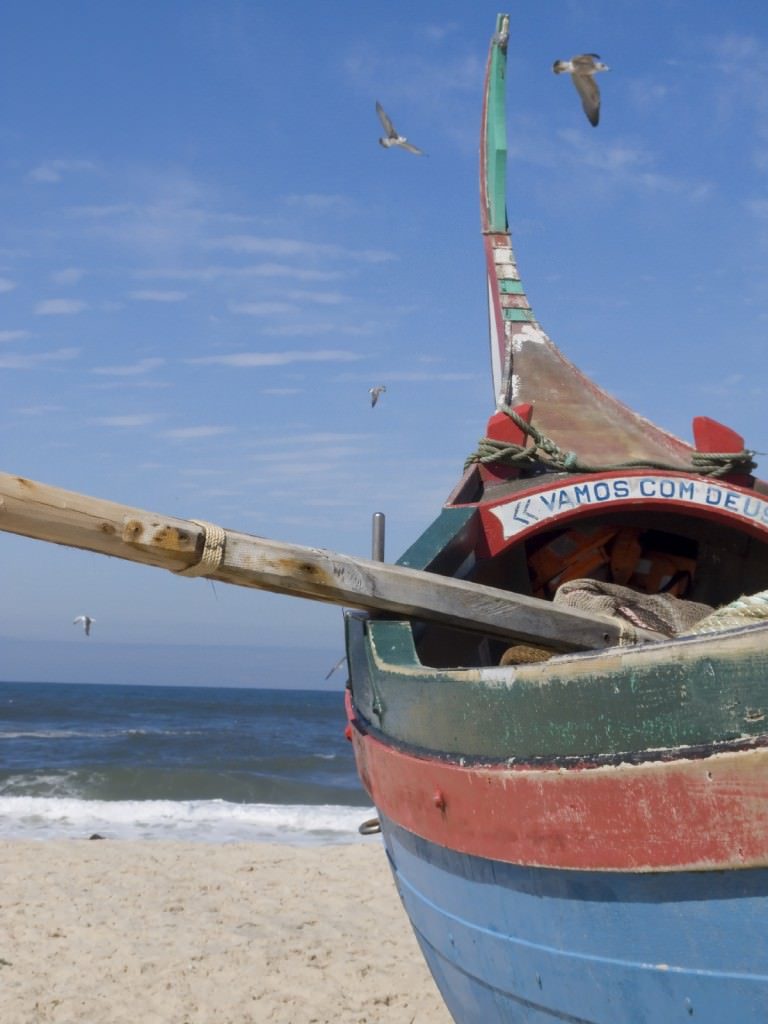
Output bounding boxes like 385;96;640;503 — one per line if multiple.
0;796;377;844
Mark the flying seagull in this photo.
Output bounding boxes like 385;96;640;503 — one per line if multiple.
73;615;95;637
552;53;609;126
375;102;425;155
369;385;387;407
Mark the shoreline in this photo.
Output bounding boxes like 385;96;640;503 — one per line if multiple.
0;838;452;1024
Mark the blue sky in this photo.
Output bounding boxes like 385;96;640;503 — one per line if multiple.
1;1;767;686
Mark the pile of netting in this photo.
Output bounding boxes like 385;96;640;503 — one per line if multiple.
553;579;768;639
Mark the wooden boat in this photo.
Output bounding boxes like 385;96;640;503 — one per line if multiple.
342;14;768;1024
1;13;768;1024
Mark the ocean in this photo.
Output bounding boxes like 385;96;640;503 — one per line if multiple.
0;681;375;844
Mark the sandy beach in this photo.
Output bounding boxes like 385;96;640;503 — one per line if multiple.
0;839;453;1024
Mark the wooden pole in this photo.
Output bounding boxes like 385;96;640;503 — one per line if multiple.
0;471;662;652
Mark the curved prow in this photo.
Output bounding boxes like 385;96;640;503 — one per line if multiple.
479;15;709;468
481;13;534;406
482;14;509;236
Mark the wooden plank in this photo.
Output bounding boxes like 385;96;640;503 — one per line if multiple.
0;471;663;652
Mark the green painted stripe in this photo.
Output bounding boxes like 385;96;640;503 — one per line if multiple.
347;617;768;761
484;21;508;233
502;307;535;322
396;506;478;572
499;279;524;294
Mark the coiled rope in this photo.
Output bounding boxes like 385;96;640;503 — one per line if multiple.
465;404;757;478
684;590;768;635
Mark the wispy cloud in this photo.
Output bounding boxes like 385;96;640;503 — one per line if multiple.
248;432;371;448
91;414;159;428
207;235;395;264
628;78;670;112
67;203;133;218
91;357;166;377
35;298;88;315
129;290;188;302
510;126;712;201
135;263;345;283
230;301;297;316
0;278;17;294
0;347;79;369
162;425;233;439
418;21;461;43
694;34;768;162
283;193;355;213
261;322;376;338
188;349;363;367
283;289;348;306
341;370;476;382
227;292;346;329
344;48;482;105
51;267;86;286
28;159;99;183
64;176;239;262
16;403;66;415
0;329;30;342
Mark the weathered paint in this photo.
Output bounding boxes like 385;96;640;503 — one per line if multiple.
481;14;509;234
481;470;768;552
349;694;768;872
499;279;525;294
477;403;534;486
384;820;768;1024
347;615;768;759
502;306;536;321
395;505;478;572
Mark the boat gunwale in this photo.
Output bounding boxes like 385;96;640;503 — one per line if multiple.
346;613;768;761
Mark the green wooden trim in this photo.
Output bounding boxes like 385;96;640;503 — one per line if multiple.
347;617;768;760
368;621;422;667
484;16;508;233
396;506;477;571
502;307;535;321
499;279;524;294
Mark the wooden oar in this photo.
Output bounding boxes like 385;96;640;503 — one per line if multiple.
0;471;662;653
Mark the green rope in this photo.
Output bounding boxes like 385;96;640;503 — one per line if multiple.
465;404;758;478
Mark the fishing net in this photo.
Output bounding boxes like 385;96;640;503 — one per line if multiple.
553;578;713;637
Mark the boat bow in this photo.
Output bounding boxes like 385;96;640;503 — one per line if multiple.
481;15;708;469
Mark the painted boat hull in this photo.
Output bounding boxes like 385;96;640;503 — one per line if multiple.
346;616;768;1022
383;819;768;1024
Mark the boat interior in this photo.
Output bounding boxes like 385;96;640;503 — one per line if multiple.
407;480;768;670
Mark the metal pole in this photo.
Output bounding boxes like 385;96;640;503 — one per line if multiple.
371;512;386;562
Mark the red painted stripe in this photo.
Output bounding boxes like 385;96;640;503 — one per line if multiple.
347;694;768;872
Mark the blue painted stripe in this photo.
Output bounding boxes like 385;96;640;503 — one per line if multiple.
382;818;768;1024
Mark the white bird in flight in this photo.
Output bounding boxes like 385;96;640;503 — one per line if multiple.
73;615;95;637
552;53;610;126
375;102;425;155
369;385;387;407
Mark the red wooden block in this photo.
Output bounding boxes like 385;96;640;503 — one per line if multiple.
479;403;534;485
